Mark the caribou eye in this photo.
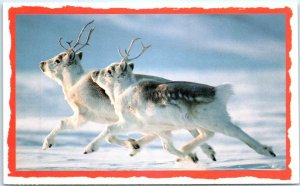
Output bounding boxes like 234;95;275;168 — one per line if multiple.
55;59;61;64
107;69;112;75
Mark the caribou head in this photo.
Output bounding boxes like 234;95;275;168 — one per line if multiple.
40;20;95;81
91;38;151;102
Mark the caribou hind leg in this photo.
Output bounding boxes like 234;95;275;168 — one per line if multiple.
214;120;276;157
188;129;217;161
226;123;276;157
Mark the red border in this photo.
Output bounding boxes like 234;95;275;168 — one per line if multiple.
8;6;293;180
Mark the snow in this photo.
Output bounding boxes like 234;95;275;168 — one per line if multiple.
17;109;286;170
15;119;286;170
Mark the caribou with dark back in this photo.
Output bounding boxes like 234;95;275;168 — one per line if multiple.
39;20;217;161
87;37;276;163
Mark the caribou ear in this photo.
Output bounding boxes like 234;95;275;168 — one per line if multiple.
68;51;75;60
77;51;83;60
128;63;134;70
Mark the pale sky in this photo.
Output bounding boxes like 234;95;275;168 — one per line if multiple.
15;14;286;117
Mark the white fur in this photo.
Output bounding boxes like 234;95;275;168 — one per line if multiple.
40;51;217;160
215;84;234;104
40;51;117;150
87;56;276;162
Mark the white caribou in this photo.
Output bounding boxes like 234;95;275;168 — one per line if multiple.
39;21;217;161
86;38;276;162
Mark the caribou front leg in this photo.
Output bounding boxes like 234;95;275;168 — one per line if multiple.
125;134;157;156
158;131;199;163
84;124;125;154
42;114;87;150
177;128;214;162
106;134;156;156
105;135;152;156
125;129;217;160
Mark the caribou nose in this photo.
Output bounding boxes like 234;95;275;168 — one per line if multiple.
40;61;46;72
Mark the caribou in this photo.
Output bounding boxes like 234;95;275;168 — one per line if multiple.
86;38;276;163
39;20;217;161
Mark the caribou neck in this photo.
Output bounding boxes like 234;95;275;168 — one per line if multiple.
112;75;136;104
61;64;84;96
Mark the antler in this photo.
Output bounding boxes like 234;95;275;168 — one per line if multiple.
118;38;151;63
73;20;95;52
59;37;68;50
58;20;95;53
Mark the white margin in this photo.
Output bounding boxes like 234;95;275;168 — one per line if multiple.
288;1;299;184
2;1;299;185
3;2;12;185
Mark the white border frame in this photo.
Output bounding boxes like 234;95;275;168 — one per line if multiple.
3;1;299;184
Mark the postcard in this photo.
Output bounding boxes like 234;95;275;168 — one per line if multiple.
2;1;299;184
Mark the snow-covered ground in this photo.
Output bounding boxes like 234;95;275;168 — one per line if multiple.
16;121;285;170
15;69;286;170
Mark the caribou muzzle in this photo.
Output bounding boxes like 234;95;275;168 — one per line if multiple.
40;61;46;72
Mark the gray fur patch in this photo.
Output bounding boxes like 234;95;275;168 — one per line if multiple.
136;80;216;106
88;76;109;99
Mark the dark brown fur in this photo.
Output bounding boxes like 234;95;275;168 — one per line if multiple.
136;80;215;106
88;76;109;99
